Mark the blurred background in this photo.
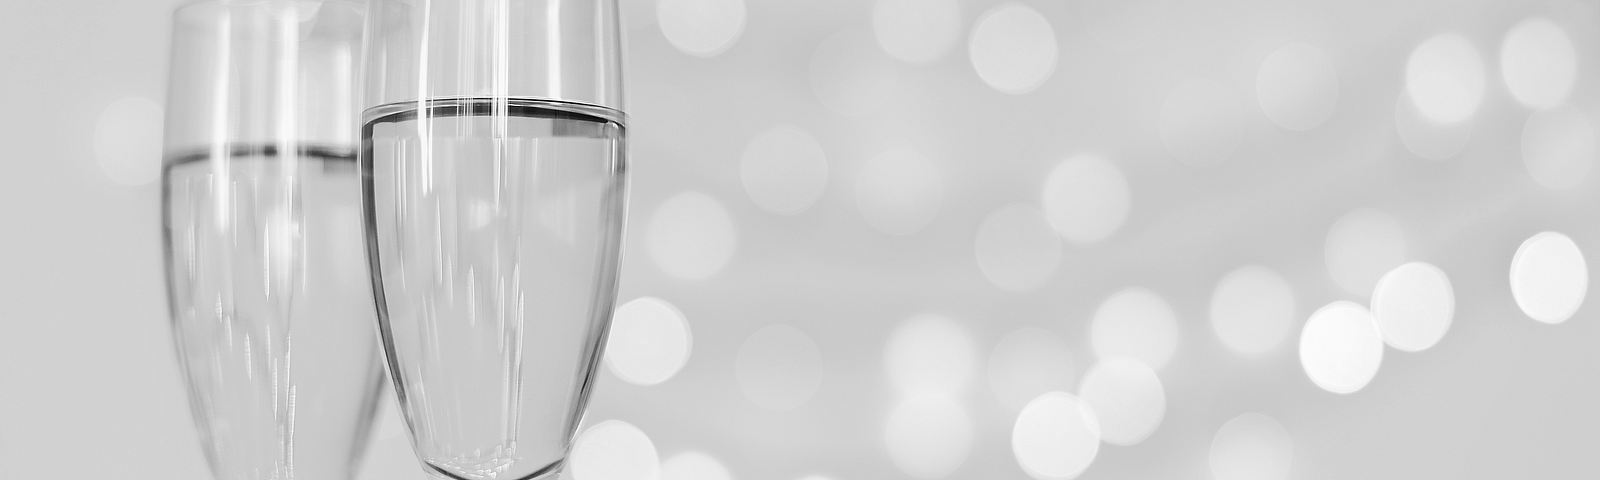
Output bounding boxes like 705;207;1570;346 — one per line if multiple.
3;0;1600;479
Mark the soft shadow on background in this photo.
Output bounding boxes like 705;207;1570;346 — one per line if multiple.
3;0;1599;479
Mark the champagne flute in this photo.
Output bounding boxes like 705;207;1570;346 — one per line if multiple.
359;1;628;479
161;1;383;479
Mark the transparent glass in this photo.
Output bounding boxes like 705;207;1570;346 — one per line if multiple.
161;2;383;480
359;1;628;479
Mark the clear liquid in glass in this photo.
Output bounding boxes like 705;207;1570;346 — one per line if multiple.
163;147;384;480
361;98;626;480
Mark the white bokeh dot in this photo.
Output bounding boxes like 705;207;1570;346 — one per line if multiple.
811;30;900;116
1406;34;1486;124
1324;209;1407;296
94;96;163;186
884;396;973;479
1298;301;1384;394
657;0;745;57
968;3;1058;94
605;297;692;386
660;451;732;480
856;147;944;235
736;324;825;412
741;126;829;215
1041;154;1130;244
1209;413;1293;480
1160;79;1247;167
1501;17;1577;109
988;327;1077;411
1256;43;1340;131
1076;357;1165;446
1511;232;1588;324
974;203;1062;292
1521;104;1595;190
873;0;962;64
1370;262;1455;352
1078;0;1168;51
1210;265;1296;357
885;314;977;396
571;420;659;480
646;191;738;280
1012;392;1100;480
1090;288;1180;370
1395;91;1474;160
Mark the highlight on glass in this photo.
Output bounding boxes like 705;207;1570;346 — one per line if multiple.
160;1;383;479
358;1;628;479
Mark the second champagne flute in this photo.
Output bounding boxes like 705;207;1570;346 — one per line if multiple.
359;1;628;479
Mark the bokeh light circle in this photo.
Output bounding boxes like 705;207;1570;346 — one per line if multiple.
660;451;732;480
974;203;1062;292
1089;288;1180;370
1501;17;1577;109
873;0;962;63
988;327;1077;411
1209;413;1293;480
741;126;830;215
657;0;746;57
1160;79;1248;167
1041;154;1131;244
1406;34;1485;124
1256;43;1340;131
1394;91;1474;160
647;192;738;280
571;420;659;480
1370;262;1454;352
811;30;900;116
885;396;973;479
736;324;825;411
1012;392;1100;480
605;297;692;386
1076;357;1165;446
1511;232;1588;324
968;3;1058;94
885;314;977;396
1324;208;1407;296
1521;104;1595;190
1298;301;1384;394
94;96;163;186
1210;265;1296;357
1079;0;1168;51
856;147;944;235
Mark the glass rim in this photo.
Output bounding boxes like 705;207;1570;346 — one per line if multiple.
173;0;363;18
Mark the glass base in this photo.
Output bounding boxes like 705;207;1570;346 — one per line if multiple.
422;459;564;480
